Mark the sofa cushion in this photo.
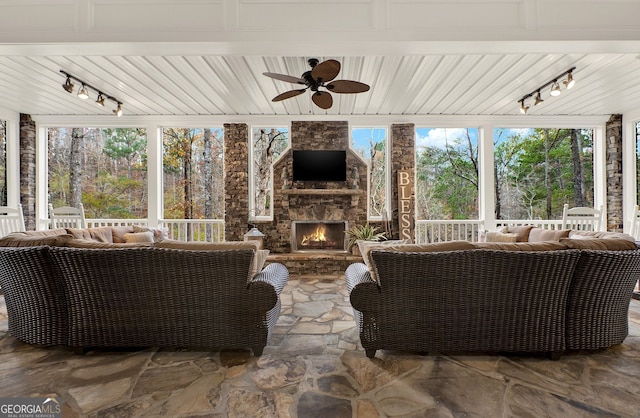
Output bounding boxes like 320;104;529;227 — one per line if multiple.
363;240;476;282
66;226;114;243
560;238;638;251
66;239;154;249
568;230;636;242
475;241;568;251
528;228;570;242
497;225;534;242
124;231;155;243
111;226;135;243
20;228;68;237
0;233;73;247
155;240;268;278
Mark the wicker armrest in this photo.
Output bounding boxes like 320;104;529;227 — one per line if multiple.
245;262;289;311
345;263;380;311
250;262;289;295
345;263;375;292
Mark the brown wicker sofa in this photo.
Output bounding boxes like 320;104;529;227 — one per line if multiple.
0;227;288;356
346;228;640;359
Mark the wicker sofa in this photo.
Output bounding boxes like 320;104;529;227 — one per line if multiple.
0;227;288;356
346;228;640;359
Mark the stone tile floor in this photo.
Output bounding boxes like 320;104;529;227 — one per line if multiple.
1;277;640;417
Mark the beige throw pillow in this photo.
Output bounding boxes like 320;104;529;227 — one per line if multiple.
485;231;518;243
124;231;155;243
528;228;570;242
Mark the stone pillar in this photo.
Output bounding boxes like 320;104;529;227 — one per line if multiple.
390;123;415;240
606;114;623;232
224;123;249;241
19;114;36;230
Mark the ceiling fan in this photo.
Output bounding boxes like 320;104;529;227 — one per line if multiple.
263;58;370;109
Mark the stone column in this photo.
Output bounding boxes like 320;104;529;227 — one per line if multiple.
606;114;623;232
224;123;250;241
19;114;36;230
390;123;415;240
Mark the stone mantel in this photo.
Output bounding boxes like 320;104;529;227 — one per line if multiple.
280;188;364;207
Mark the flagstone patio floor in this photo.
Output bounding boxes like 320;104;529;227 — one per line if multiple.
1;276;640;417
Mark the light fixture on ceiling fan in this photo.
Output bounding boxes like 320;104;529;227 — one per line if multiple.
263;58;370;110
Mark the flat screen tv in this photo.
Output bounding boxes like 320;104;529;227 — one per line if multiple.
292;150;347;182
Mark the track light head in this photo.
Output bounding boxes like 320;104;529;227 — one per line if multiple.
563;71;575;89
550;81;561;97
534;90;544;105
62;77;74;94
77;85;89;100
95;93;105;107
113;103;123;117
520;100;529;114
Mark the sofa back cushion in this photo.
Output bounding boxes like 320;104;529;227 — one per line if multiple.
475;241;568;251
496;225;534;242
362;240;476;282
111;226;135;243
66;226;114;243
560;238;638;251
66;239;154;249
155;240;268;279
0;232;72;247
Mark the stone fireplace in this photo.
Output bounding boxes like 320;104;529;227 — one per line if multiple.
291;221;348;252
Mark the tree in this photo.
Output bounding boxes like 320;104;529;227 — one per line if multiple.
415;129;478;220
252;128;288;217
69;128;84;208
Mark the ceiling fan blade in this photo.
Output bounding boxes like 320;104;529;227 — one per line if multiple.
311;59;341;83
326;80;370;94
312;91;333;109
263;72;306;85
272;89;307;102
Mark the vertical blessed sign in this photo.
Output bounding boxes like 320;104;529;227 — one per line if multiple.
397;170;414;241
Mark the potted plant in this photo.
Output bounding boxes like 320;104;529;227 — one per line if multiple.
345;223;387;256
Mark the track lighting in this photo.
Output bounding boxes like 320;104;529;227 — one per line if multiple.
59;70;123;117
517;67;576;114
77;85;89;100
95;93;105;107
534;90;544;105
563;71;575;89
62;76;74;93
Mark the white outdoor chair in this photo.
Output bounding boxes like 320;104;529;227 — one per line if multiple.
629;205;640;240
0;205;26;237
561;204;603;231
49;203;86;229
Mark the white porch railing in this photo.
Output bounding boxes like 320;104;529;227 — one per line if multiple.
495;220;564;230
415;220;484;243
85;218;225;242
415;219;564;243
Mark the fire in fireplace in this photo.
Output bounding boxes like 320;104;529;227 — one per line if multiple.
291;221;348;252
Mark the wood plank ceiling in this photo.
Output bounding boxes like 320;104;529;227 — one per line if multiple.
0;52;639;118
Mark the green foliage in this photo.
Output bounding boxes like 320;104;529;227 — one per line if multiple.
416;129;478;220
345;223;387;250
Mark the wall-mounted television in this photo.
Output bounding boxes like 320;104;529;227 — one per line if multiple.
292;150;347;182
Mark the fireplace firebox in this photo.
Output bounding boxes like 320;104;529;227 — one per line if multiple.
291;221;348;252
